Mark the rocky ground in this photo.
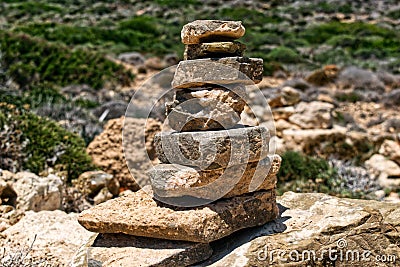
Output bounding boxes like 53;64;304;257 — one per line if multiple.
0;0;399;266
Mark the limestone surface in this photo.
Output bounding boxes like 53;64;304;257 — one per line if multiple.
184;41;246;60
154;126;269;170
78;186;279;243
181;20;245;44
166;87;246;131
171;57;263;89
72;233;212;267
149;155;281;199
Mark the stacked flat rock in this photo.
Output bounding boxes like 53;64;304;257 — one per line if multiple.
77;20;281;266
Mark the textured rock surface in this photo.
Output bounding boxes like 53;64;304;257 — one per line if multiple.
166;87;246;131
289;101;334;129
0;210;92;267
12;172;63;212
197;192;400;266
149;155;280;199
365;154;400;189
71;233;212;267
172;57;263;89
78;186;278;243
73;170;120;197
181;20;245;44
155;126;269;169
184;41;246;60
0;176;17;206
87;117;161;190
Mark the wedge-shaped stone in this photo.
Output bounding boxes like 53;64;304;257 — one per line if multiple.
166;87;246;131
181;20;245;44
184;42;246;60
72;233;212;267
171;57;263;89
149;155;281;199
77;186;278;243
155;126;269;170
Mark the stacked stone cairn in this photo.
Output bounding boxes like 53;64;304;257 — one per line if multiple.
77;20;282;266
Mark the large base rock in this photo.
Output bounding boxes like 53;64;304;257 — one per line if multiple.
166;87;246;131
149;155;281;199
78;186;278;243
72;233;212;267
171;57;263;89
155;126;269;170
181;20;245;44
201;192;400;266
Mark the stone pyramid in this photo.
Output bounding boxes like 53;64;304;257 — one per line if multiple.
77;20;282;266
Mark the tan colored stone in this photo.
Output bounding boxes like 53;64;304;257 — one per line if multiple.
289;101;334;129
181;20;245;44
149;155;281;199
78;186;278;243
155;126;269;170
166;87;246;131
171;57;263;89
71;233;212;267
184;41;246;60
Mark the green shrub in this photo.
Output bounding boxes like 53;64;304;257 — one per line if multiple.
0;31;134;89
0;104;95;181
277;151;356;197
266;46;302;63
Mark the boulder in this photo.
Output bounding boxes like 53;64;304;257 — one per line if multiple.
0;177;17;206
184;41;246;60
181;20;245;44
365;154;400;189
0;210;92;267
117;52;145;66
155;126;269;169
200;192;400;266
166;87;246;131
13;172;63;212
87;117;161;190
73;170;119;198
78;186;279;243
289;101;334;129
378;139;400;165
149;155;281;199
172;57;263;89
71;233;212;267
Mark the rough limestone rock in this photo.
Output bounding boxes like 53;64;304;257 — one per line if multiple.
181;20;245;44
184;41;246;60
172;57;263;89
0;210;92;267
166;87;246;131
12;172;63;212
73;170;120;197
87;117;161;190
78;186;278;243
289;101;334;129
155;126;269;170
198;192;400;266
267;86;301;108
379;139;400;165
0;177;17;206
149;155;281;199
0;205;24;232
71;233;212;267
365;154;400;189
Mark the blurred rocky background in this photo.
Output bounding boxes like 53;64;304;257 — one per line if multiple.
0;0;399;266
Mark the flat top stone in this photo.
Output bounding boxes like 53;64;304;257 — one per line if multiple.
181;20;245;44
78;186;278;243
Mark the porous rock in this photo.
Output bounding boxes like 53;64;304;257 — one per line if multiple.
184;41;246;60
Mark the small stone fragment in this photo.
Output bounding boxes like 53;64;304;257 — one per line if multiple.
149;155;281;199
78;186;279;243
184;41;246;60
171;57;263;89
154;126;269;170
181;20;245;44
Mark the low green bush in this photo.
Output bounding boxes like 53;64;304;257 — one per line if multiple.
0;104;95;181
266;46;302;63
